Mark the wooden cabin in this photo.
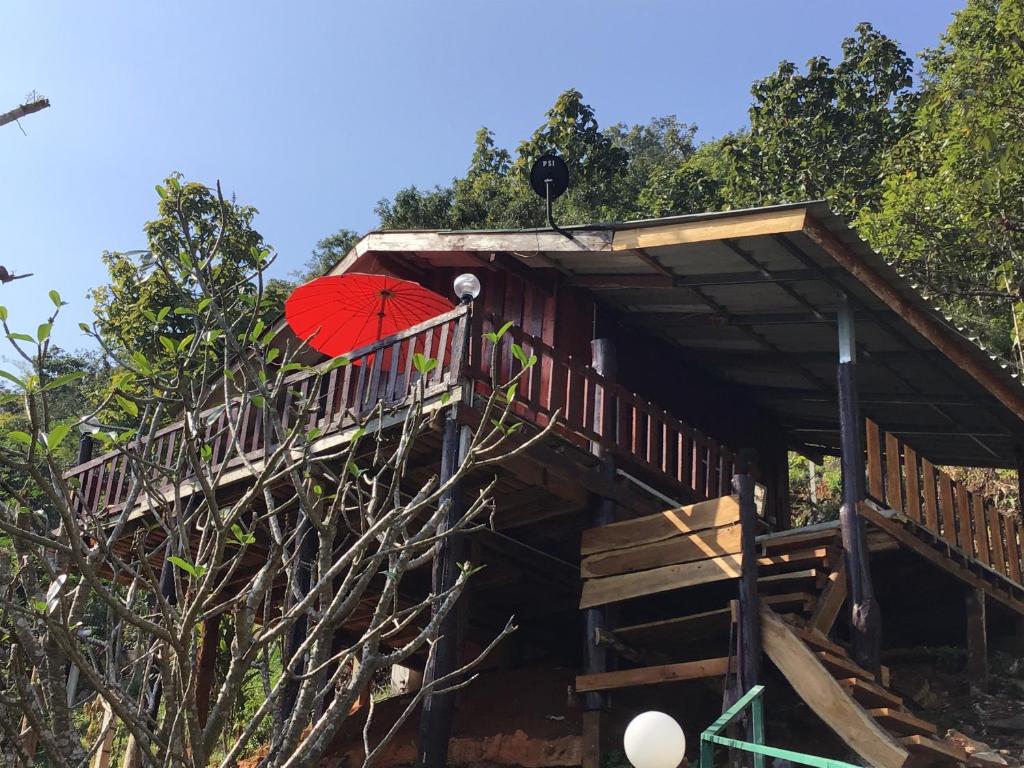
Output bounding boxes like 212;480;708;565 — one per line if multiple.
68;202;1024;767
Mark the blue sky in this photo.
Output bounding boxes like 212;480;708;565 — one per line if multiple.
1;1;964;349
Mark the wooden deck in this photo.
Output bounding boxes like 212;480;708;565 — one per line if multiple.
65;306;744;525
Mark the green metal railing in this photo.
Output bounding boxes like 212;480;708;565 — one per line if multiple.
699;686;860;768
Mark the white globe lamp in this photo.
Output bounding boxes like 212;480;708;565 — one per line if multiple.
623;711;686;768
453;273;481;304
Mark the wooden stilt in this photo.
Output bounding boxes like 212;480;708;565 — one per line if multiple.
416;417;469;768
195;615;221;728
734;467;761;693
965;587;988;694
580;338;617;768
837;297;881;673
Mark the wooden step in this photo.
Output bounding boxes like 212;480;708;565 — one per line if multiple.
795;627;847;658
901;735;967;764
614;607;732;646
869;708;937;737
758;568;823;591
759;527;841;555
763;591;816;614
815;650;892;686
837;677;903;709
758;547;834;571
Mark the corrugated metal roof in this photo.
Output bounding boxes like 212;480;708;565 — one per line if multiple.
341;202;1024;468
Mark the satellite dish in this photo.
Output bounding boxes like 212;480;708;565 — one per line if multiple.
528;153;574;241
529;154;569;200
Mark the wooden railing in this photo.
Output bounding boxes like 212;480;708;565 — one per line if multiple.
865;418;1024;586
469;314;736;502
66;306;741;519
67;306;469;518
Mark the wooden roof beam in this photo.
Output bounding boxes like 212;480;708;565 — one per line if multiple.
568;268;840;290
802;217;1024;429
612;207;807;251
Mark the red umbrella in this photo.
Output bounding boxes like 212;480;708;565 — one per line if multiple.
285;273;453;358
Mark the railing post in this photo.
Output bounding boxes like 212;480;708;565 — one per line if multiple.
582;337;617;768
836;295;881;673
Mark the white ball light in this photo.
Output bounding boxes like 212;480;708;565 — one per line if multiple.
623;711;686;768
453;273;481;303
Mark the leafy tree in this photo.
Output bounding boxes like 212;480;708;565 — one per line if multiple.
376;90;723;230
0;197;534;767
722;23;916;217
859;0;1024;362
295;228;361;283
89;173;274;362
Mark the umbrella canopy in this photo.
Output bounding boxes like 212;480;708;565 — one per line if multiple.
284;273;453;358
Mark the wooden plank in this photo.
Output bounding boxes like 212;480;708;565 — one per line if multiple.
795;627;847;657
760;527;839;555
972;494;991;566
581;523;742;578
615;607;731;646
868;708;937;737
938;472;957;545
612;208;807;251
574;657;732;693
988;505;1007;575
763;591;816;614
809;561;847;636
757;568;820;587
761;607;908;768
1004;515;1022;584
758;547;832;570
900;735;967;764
903;445;922;522
884;432;903;512
866;420;884;502
579;553;742;609
817;651;875;683
957;482;974;557
837;678;903;709
580;495;740;556
922;459;939;533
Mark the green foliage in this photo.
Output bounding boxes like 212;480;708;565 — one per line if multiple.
860;0;1024;361
724;23;915;217
375;90;725;230
89;173;273;363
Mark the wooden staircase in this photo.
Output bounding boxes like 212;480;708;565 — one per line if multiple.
576;497;971;768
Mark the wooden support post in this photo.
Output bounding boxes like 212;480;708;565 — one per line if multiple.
836;296;882;673
734;467;761;692
581;338;617;768
416;418;470;768
965;587;988;694
195;615;220;728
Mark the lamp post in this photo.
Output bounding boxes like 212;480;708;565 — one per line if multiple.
624;711;687;768
453;273;481;305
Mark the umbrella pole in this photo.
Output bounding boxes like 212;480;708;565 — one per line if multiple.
376;294;387;342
